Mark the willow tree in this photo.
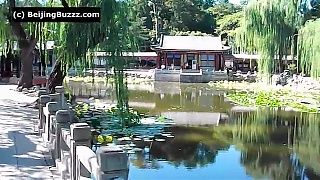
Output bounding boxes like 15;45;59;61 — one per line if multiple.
235;0;301;81
298;19;320;78
44;0;136;126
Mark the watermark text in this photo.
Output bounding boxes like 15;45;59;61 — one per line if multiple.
12;7;100;22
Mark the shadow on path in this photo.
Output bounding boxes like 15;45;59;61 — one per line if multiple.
0;94;57;179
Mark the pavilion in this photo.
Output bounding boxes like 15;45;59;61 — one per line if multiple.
151;35;231;71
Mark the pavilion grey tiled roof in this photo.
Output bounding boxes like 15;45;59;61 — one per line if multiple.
153;35;230;51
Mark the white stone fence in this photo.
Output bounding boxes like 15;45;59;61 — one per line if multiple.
37;86;129;180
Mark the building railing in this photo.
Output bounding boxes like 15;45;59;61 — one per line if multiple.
180;69;202;75
37;86;129;180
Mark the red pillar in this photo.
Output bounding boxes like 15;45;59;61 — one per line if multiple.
156;52;160;69
164;52;167;68
221;53;225;70
214;54;219;71
181;54;184;69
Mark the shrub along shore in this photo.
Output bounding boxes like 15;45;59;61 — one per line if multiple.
208;81;320;113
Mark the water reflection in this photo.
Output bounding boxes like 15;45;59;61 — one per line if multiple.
126;111;320;180
67;81;320;179
67;81;233;125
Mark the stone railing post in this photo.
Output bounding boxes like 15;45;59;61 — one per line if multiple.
38;90;48;99
39;95;50;135
96;145;129;180
50;93;61;109
39;87;48;91
55;86;66;110
55;110;71;161
45;102;59;143
38;90;48;118
70;123;91;180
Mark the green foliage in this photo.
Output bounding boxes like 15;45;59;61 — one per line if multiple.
235;0;301;80
298;19;320;78
127;0;245;48
97;135;113;144
107;106;142;127
216;11;243;37
287;63;297;73
227;91;318;113
74;101;142;128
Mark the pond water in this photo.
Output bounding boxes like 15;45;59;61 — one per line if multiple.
67;81;320;180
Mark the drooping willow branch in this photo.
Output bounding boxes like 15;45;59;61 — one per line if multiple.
298;19;320;78
235;0;301;82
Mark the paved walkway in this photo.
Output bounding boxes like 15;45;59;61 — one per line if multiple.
0;85;59;180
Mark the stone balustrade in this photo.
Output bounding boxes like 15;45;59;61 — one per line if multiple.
37;86;129;180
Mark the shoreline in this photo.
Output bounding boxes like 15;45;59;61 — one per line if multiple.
209;80;320;113
65;76;153;84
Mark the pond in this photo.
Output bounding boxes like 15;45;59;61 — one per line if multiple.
67;81;320;180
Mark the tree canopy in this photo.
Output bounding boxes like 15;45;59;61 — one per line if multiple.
1;0;320;83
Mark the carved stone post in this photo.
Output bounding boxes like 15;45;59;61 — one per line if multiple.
70;123;91;180
55;110;71;161
39;95;50;135
55;86;66;109
38;90;47;118
38;89;47;97
50;93;61;109
40;87;47;91
45;102;58;143
96;145;129;180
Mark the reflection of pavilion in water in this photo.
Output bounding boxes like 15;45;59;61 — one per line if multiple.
68;81;233;125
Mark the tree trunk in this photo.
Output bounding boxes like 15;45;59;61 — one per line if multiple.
18;53;34;87
17;38;37;88
7;0;36;88
47;59;65;93
45;0;70;93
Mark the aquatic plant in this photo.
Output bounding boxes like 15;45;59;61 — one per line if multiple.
74;101;142;128
96;134;113;145
226;91;318;113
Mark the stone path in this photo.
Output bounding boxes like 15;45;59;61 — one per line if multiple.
0;85;59;180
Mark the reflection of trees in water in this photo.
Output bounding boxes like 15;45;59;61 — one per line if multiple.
150;141;217;169
221;109;320;180
293;113;320;179
130;126;230;169
127;109;320;180
130;152;162;169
